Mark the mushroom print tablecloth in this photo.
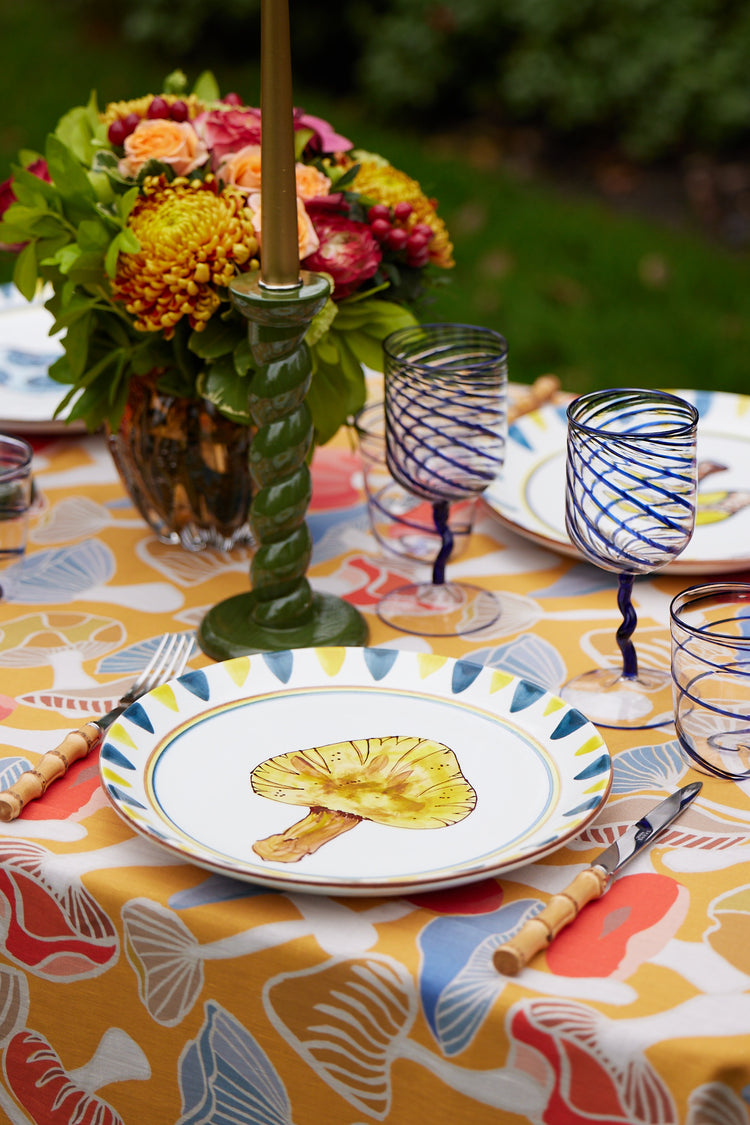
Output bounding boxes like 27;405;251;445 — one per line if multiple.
1;426;750;1125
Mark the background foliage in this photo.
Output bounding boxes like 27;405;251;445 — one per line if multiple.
70;0;750;160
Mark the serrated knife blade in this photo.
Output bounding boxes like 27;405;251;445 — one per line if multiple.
493;781;702;975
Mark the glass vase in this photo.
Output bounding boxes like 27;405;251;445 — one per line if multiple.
107;375;254;552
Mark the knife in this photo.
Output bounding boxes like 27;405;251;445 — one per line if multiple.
493;781;702;976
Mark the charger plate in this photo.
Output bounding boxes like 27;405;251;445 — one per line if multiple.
100;646;612;896
485;389;750;575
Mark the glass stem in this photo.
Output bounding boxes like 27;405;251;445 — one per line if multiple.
616;572;639;680
431;500;453;586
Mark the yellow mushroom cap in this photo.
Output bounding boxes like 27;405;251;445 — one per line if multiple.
250;735;476;829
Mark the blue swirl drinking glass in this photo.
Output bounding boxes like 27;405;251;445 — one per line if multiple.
377;323;508;636
561;388;699;728
671;582;750;780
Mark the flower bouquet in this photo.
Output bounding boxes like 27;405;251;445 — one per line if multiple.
0;70;454;449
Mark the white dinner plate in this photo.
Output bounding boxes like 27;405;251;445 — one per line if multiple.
100;646;612;896
485;389;750;575
0;283;82;433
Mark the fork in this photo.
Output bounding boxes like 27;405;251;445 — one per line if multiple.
0;633;195;822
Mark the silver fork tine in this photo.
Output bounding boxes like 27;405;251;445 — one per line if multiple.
121;633;174;703
0;632;197;822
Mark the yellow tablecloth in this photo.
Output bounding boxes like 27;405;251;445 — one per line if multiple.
1;426;749;1125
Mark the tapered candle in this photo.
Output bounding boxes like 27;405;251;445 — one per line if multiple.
260;0;301;288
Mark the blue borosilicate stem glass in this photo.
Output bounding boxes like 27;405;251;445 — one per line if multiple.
431;500;454;586
616;572;639;679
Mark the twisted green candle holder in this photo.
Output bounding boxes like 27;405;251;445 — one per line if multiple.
198;271;369;659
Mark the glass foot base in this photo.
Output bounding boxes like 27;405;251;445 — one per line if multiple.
560;667;674;729
198;591;369;659
376;581;501;637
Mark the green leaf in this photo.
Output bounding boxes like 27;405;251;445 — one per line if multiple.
233;334;254;377
294;128;315;160
192;70;221;103
77;218;110;252
188;315;244;360
307;335;367;445
62;311;94;378
198;356;252;423
305;296;338;347
45;134;96;205
54;94;101;165
10;168;58;208
49;293;100;329
13;243;38;299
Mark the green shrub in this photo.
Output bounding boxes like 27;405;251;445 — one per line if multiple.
86;0;750;159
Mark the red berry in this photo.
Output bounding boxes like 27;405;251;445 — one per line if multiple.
223;93;243;106
122;113;141;137
393;201;413;222
407;246;431;268
146;96;171;119
107;119;129;146
368;204;391;223
385;227;409;251
370;217;392;241
170;100;189;122
406;231;430;255
109;113;141;146
412;223;435;241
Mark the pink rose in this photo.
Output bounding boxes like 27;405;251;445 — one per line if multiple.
302;212;381;299
248;193;320;260
0;159;51;251
118;120;209;178
196;108;262;163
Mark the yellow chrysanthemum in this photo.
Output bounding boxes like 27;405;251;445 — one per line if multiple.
349;159;455;269
101;94;205;128
112;175;258;337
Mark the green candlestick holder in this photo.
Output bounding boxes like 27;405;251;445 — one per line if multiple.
198;270;369;659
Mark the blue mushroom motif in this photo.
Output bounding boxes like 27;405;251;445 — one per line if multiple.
177;1001;295;1125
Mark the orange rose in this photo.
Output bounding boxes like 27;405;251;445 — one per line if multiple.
118;120;209;178
294;163;331;201
218;144;262;192
248;193;319;260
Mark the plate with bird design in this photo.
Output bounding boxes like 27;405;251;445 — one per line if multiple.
484;389;750;574
100;646;612;896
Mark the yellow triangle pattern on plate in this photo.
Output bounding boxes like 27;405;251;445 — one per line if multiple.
149;683;179;711
575;734;605;756
489;670;514;693
226;656;251;687
543;697;566;715
315;647;346;677
107;722;137;749
101;766;131;789
417;654;449;679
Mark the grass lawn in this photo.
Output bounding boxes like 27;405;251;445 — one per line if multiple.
2;0;748;396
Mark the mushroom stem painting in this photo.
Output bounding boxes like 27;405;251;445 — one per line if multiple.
250;736;477;863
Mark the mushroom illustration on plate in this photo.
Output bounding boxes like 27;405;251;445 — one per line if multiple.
250;735;477;863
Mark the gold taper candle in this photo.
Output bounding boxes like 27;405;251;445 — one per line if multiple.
260;0;301;288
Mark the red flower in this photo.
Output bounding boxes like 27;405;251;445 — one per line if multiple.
0;159;51;251
303;211;381;299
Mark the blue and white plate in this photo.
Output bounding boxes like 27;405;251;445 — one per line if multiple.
100;646;612;896
0;283;79;432
485;389;750;575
